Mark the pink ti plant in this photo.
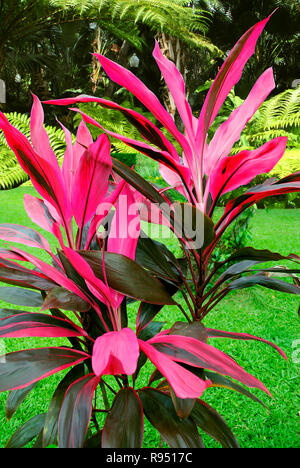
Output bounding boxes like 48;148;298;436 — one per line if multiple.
0;13;299;448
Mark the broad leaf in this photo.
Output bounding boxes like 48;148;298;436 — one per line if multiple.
191;400;240;448
102;387;144;448
169;388;196;420
0;312;86;339
5;382;38;421
169;321;208;343
43;365;85;448
0;287;43;307
139;388;204;448
0;257;56;291
0;347;88;392
58;374;99;448
135;235;180;282
5;414;46;448
78;251;176;305
41;286;91;312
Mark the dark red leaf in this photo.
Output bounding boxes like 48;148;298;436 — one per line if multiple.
102;387;144;448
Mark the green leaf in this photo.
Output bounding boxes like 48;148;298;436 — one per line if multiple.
102;387;144;448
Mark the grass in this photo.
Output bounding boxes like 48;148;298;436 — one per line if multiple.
0;187;299;448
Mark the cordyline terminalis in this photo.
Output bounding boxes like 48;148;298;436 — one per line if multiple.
0;14;298;449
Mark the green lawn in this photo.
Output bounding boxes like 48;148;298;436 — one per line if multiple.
0;187;299;448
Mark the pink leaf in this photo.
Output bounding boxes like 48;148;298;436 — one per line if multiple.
62;247;114;308
71;134;112;230
153;42;195;147
206;328;287;360
148;334;271;395
0;224;52;253
93;53;192;159
196;14;273;166
108;184;140;261
92;328;140;376
139;340;210;399
44;95;180;160
70;108;190;184
204;67;275;177
30;94;60;170
209;137;287;201
0;112;72;226
0;312;87;339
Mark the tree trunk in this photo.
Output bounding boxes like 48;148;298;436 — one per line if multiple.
0;47;5;79
91;29;131;97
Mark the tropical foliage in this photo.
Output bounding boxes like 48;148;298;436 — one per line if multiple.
50;0;212;48
0;15;299;449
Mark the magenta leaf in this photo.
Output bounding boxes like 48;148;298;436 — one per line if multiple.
92;328;140;377
71;133;112;232
196;15;272;159
0;256;57;291
209;137;287;201
139;340;210;399
204;67;276;177
0;312;87;338
206;328;287;359
0;223;52;253
148;334;271;395
0;113;72;229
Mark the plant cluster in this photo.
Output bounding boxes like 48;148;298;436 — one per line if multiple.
0;14;299;448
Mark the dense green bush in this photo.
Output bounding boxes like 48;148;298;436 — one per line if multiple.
111;152;137;167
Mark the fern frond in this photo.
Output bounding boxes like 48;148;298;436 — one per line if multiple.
50;0;212;48
246;87;300;148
